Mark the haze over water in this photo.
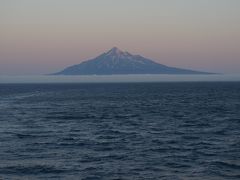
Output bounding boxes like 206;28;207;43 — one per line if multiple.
0;74;240;84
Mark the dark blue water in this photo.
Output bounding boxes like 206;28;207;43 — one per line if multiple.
0;83;240;180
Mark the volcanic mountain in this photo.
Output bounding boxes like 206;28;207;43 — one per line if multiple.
54;47;211;75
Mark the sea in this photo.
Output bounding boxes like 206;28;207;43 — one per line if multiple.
0;76;240;179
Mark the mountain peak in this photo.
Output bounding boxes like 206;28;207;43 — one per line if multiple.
106;47;126;56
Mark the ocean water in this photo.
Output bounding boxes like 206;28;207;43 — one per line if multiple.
0;82;240;180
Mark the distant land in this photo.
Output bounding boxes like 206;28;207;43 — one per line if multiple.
53;47;213;75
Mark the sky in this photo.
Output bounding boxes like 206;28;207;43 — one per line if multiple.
0;0;240;75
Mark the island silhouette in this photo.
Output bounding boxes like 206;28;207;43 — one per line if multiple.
53;47;212;75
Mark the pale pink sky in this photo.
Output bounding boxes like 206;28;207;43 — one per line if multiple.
0;0;240;75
